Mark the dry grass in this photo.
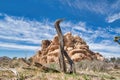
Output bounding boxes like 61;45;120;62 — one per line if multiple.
0;59;120;80
75;60;115;72
0;67;120;80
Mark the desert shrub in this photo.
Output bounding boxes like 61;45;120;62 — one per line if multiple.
19;73;26;80
12;57;17;60
105;57;120;69
108;57;120;63
75;60;114;72
113;62;120;69
116;57;120;63
110;57;116;62
45;62;60;70
49;63;57;69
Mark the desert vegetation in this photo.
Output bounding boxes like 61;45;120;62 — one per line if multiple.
0;56;120;80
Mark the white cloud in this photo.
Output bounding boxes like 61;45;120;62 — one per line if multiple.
0;42;39;50
0;35;41;44
106;12;120;23
114;27;120;33
73;22;87;32
61;0;120;15
0;14;56;52
59;0;111;15
111;0;120;10
89;43;120;58
0;15;55;43
89;43;119;53
0;14;119;58
0;14;88;51
96;51;120;58
59;0;120;23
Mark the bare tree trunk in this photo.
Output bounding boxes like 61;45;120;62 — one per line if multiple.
63;50;76;73
54;19;66;73
54;19;76;73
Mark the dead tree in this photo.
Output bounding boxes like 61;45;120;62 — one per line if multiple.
54;19;76;73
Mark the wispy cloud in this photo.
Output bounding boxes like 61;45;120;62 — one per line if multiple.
0;15;55;43
0;14;56;51
59;0;120;24
0;14;119;57
0;35;41;44
114;27;120;34
106;12;120;23
0;42;39;50
111;0;120;10
59;0;114;15
96;51;120;58
89;43;119;53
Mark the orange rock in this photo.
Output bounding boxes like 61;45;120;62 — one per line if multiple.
31;32;104;64
48;45;59;51
47;49;59;57
69;49;86;56
71;53;85;62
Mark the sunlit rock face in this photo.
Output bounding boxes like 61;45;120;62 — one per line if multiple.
32;32;104;64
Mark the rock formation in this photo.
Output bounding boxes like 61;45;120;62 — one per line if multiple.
31;32;104;64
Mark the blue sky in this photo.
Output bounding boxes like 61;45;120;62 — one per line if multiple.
0;0;120;58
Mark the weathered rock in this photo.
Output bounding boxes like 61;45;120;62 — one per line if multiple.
31;32;104;64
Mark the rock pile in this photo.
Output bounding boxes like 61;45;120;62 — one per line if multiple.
31;32;104;64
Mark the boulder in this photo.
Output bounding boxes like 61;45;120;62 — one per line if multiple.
31;32;104;64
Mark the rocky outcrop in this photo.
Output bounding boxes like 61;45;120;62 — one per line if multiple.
31;32;104;64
